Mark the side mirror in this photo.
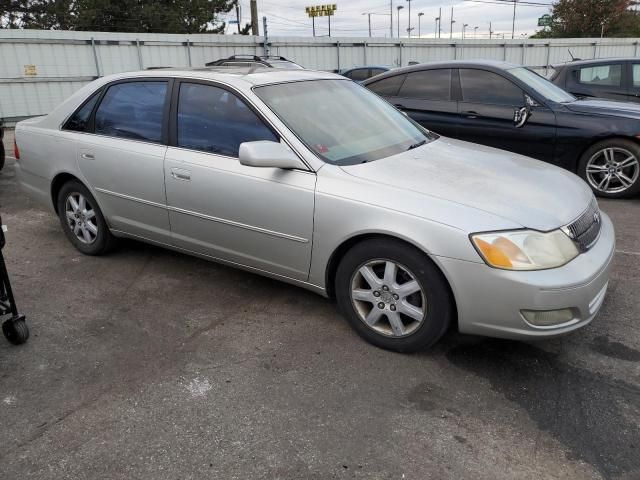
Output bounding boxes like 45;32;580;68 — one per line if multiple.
513;106;531;128
239;141;307;170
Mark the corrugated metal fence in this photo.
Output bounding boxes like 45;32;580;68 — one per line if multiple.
1;29;640;122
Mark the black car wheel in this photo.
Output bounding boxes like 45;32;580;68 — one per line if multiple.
335;238;453;353
578;139;640;198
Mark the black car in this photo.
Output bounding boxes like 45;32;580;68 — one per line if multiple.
205;55;303;69
363;60;640;198
550;58;639;103
0;120;5;171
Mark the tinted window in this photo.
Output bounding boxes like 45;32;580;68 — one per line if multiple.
177;83;277;157
94;82;166;142
64;91;101;132
366;74;406;96
348;69;370;81
634;64;640;87
398;69;451;100
370;68;387;77
578;64;622;86
460;69;523;105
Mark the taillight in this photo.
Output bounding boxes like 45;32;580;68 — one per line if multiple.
13;139;20;160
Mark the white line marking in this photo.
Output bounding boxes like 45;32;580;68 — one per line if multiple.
616;250;640;256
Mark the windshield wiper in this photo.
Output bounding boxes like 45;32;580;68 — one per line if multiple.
407;140;427;150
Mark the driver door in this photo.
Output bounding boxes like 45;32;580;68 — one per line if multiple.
455;68;556;162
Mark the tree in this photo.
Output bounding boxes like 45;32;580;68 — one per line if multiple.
532;0;640;38
1;0;238;33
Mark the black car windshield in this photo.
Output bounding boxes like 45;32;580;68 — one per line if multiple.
508;67;576;103
254;79;435;165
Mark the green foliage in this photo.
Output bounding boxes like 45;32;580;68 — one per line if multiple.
0;0;241;33
531;0;640;38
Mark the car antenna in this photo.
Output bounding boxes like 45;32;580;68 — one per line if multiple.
567;49;581;62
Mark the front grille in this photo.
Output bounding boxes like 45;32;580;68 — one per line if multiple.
564;198;602;252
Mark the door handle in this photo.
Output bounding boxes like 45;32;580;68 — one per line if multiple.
80;152;95;160
170;168;191;181
463;111;478;119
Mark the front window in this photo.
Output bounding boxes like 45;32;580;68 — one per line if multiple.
254;80;435;166
508;67;575;103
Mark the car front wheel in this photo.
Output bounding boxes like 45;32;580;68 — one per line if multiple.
335;238;453;352
579;139;640;198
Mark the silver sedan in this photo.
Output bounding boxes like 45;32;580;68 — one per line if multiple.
14;68;614;352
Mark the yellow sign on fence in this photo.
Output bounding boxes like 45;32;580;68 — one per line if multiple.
23;65;37;76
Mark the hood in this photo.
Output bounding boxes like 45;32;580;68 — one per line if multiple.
565;98;640;120
339;137;593;232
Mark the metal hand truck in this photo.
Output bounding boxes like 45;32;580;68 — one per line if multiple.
0;215;29;345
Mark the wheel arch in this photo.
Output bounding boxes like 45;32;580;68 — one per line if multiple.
50;172;84;214
577;135;640;167
324;232;459;328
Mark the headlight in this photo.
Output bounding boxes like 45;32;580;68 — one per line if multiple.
471;229;579;270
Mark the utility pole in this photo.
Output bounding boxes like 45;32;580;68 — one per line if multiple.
250;0;258;35
418;12;424;37
489;21;493;39
474;26;478;38
363;13;372;37
235;1;241;34
449;7;455;39
397;5;403;38
390;0;393;39
406;0;412;38
438;7;441;38
463;23;468;39
511;0;516;39
263;16;269;56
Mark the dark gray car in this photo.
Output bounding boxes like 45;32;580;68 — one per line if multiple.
550;58;640;103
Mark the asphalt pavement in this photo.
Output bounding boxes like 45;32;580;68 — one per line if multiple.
1;130;639;480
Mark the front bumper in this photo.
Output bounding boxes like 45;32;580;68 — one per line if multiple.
437;212;615;340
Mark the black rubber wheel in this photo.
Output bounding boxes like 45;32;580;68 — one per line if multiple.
335;238;454;353
0;140;5;171
578;138;640;198
3;318;29;345
57;180;116;255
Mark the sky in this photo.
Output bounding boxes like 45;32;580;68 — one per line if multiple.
227;0;555;39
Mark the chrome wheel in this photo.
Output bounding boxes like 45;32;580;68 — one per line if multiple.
65;192;98;244
350;259;427;338
586;147;639;195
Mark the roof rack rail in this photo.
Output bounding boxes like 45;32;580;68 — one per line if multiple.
227;55;263;61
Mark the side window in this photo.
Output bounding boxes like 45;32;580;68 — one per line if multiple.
63;91;101;132
633;64;640;88
349;69;370;82
177;83;278;157
366;75;406;97
94;81;167;143
578;64;622;86
398;69;451;100
460;69;524;106
370;68;386;77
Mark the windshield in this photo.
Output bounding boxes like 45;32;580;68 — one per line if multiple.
508;67;575;104
254;79;435;165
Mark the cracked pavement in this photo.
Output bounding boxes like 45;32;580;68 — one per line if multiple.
1;130;640;479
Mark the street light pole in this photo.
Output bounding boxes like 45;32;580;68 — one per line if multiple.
511;0;517;40
397;5;403;38
449;7;455;39
406;0;412;38
418;12;424;38
474;26;478;38
463;23;468;39
390;0;393;38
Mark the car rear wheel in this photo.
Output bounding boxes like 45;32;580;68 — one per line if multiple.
578;139;640;198
56;180;116;255
335;238;453;352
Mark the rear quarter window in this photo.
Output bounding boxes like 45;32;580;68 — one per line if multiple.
366;74;406;96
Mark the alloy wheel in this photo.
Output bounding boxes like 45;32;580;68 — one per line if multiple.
350;259;427;338
586;147;639;195
65;192;98;244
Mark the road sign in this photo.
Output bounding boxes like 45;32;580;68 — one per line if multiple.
305;4;337;18
538;14;552;27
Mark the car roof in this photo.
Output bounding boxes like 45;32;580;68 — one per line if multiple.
361;60;519;84
552;57;635;69
111;66;340;87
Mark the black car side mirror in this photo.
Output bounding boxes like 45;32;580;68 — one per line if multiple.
514;106;531;129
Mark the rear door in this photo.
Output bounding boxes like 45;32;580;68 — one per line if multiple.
628;63;640;103
75;79;172;244
383;69;458;138
456;68;556;161
566;62;628;101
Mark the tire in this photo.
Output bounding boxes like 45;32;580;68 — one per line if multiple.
578;139;640;198
0;140;5;171
56;180;116;255
3;318;29;345
335;238;454;353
